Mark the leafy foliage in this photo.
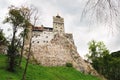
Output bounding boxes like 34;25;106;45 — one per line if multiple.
66;63;73;67
108;51;120;80
86;40;120;80
86;40;109;62
3;6;27;72
0;30;8;46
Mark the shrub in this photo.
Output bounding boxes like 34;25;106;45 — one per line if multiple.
66;63;73;67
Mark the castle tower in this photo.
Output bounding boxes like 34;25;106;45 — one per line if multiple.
53;14;64;33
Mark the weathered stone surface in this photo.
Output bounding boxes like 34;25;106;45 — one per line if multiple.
24;15;106;79
25;33;99;77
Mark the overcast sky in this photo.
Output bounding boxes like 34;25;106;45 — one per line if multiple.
0;0;120;58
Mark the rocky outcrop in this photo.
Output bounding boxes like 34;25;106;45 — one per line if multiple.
25;33;100;77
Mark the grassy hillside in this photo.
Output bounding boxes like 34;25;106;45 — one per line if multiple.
0;54;101;80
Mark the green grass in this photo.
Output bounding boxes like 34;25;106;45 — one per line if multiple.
0;54;101;80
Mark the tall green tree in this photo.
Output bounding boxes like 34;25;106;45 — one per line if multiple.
3;6;24;72
86;40;109;75
18;7;31;67
86;40;120;80
21;6;39;80
86;40;109;62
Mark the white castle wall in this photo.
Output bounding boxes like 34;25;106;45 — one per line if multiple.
32;31;54;45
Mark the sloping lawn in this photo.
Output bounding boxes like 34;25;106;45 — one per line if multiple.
0;54;101;80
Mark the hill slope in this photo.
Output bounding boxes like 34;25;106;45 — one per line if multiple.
0;54;101;80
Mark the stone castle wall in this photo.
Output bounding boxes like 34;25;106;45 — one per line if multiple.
25;33;99;76
24;15;101;77
32;31;54;45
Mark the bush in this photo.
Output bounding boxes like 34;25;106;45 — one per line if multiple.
66;63;73;67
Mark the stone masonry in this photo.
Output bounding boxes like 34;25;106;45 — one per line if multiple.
24;15;101;77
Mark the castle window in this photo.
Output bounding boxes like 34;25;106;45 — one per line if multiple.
32;41;34;43
46;41;48;43
46;36;48;38
43;41;45;43
37;41;39;43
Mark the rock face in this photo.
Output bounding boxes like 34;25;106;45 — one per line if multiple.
25;33;99;76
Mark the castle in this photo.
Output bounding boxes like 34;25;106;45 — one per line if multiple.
31;14;65;45
25;15;99;76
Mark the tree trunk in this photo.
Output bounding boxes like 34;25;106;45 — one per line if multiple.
8;26;17;72
19;33;25;67
22;35;32;80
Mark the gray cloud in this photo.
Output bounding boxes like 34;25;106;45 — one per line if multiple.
0;0;9;8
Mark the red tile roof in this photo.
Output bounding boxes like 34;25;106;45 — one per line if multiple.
33;26;43;31
32;26;53;31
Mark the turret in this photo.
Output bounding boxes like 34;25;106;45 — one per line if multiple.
53;14;64;33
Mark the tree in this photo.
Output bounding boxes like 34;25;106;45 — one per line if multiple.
3;6;25;72
109;51;120;80
86;40;109;75
83;1;120;79
18;7;31;67
82;0;120;30
21;6;39;80
86;40;109;62
86;40;120;80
